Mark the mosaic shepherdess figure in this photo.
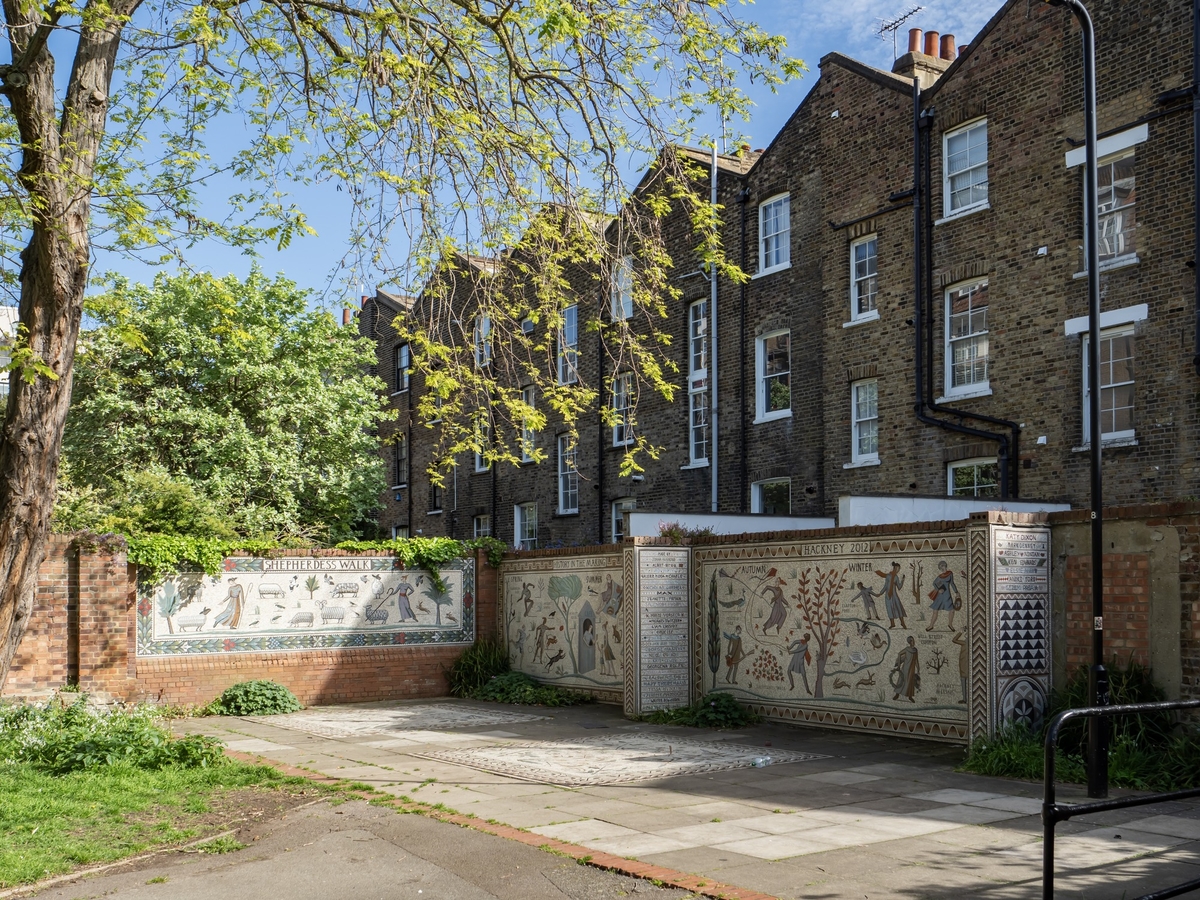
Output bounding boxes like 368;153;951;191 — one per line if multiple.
925;561;961;631
876;562;907;629
212;578;245;629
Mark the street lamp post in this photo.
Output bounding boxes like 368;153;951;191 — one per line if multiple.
1044;0;1109;799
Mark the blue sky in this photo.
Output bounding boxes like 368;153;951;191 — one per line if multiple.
92;0;1002;309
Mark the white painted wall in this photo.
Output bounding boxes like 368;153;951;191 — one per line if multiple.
627;511;835;538
838;495;1071;527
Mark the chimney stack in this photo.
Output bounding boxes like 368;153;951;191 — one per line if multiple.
908;28;922;54
342;308;352;326
940;34;956;60
893;26;953;88
923;30;940;58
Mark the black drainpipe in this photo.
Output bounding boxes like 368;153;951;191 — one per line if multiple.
597;322;606;544
910;78;1019;498
738;183;750;513
1194;0;1200;375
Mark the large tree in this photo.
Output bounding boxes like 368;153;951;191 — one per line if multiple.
59;270;389;540
0;0;799;685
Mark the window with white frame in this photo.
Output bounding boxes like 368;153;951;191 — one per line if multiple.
851;379;879;464
945;280;989;396
611;372;634;446
393;432;408;487
558;304;578;384
755;330;791;420
519;385;536;462
752;479;791;515
758;194;790;273
474;413;491;472
395;343;411;392
611;498;636;543
688;299;709;464
944;120;988;216
557;435;579;513
851;236;879;320
948;457;1000;498
514;503;537;550
474;314;492;367
1096;151;1136;264
473;515;491;538
611;255;634;321
1083;326;1135;443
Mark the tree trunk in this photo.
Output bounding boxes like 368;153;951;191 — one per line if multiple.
0;0;139;690
814;651;826;699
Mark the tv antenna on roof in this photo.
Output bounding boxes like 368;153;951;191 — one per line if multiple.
877;6;924;60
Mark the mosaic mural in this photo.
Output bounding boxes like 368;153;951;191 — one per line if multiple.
416;732;827;786
500;553;625;696
990;524;1052;732
694;534;975;741
137;555;473;656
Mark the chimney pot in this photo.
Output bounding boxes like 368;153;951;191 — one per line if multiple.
342;308;351;326
940;34;955;60
361;294;369;307
908;28;923;53
923;30;940;57
957;42;968;57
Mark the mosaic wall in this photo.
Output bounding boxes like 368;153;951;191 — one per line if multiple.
694;533;979;741
990;524;1052;732
137;555;474;657
500;553;625;698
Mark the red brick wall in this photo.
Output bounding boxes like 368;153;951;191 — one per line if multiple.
1064;553;1151;670
5;544;500;707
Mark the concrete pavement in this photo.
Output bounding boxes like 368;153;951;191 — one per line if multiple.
178;699;1200;899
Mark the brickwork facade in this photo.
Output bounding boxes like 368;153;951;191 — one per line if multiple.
1064;553;1151;669
362;0;1199;548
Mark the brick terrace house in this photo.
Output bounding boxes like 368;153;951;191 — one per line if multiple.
360;0;1200;549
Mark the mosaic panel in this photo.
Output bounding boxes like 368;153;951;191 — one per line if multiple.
694;533;973;742
246;703;548;737
415;732;827;785
990;525;1052;732
137;556;473;656
500;553;624;696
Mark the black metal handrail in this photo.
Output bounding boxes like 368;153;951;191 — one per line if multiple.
1042;699;1200;899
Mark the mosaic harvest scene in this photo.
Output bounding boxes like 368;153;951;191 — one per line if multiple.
501;554;624;694
696;536;970;736
137;555;473;656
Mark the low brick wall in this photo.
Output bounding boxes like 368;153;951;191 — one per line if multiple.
4;541;498;706
1064;553;1152;669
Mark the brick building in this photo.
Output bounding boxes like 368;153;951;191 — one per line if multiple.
362;0;1200;549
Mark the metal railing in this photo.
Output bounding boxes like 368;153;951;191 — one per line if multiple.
1042;699;1200;899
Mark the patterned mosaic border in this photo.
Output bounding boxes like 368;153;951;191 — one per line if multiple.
136;556;474;657
414;732;828;785
244;702;548;737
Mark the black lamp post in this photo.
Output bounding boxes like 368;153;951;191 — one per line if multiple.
1044;0;1109;799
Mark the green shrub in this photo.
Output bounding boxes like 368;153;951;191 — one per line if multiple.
472;672;591;706
961;658;1200;790
207;681;302;716
446;638;510;698
0;699;226;774
645;692;760;728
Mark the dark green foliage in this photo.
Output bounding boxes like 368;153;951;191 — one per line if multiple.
207;681;302;717
707;574;721;675
645;692;760;728
0;699;226;774
446;638;511;697
472;672;592;706
961;658;1200;791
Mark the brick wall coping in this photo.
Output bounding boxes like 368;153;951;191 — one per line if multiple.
1048;501;1200;525
503;542;624;560
687;518;973;548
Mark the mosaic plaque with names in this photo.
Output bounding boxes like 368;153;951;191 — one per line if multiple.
990;524;1052;732
633;547;691;714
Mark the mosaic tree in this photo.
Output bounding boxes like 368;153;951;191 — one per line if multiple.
547;574;583;672
793;566;848;699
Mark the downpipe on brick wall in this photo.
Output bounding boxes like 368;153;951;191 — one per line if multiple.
910;77;1018;499
1194;0;1200;376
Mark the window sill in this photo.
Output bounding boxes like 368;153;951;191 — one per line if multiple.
843;311;880;329
753;411;792;425
1073;255;1140;279
935;201;991;226
936;386;993;404
611;441;634;450
427;509;444;516
843;458;881;469
680;461;710;470
752;262;792;280
519;458;537;466
472;469;490;476
390;485;407;491
389;389;409;397
554;510;580;518
1072;436;1138;452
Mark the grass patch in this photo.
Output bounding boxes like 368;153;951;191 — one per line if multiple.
193;835;247;854
961;659;1200;791
642;692;759;729
471;672;592;707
